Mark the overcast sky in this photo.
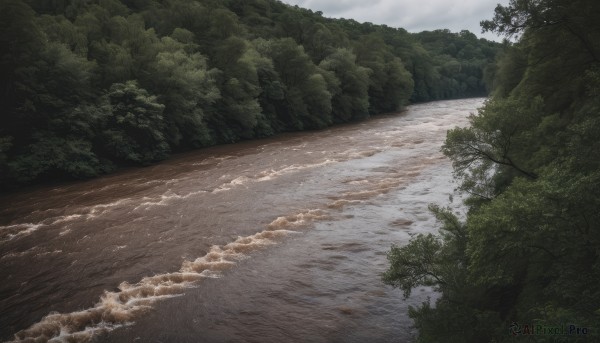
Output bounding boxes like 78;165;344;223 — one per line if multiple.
280;0;510;41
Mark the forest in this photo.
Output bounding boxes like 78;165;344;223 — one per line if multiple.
0;0;500;189
4;0;599;342
384;0;600;341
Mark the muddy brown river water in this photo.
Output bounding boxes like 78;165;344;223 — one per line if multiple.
0;98;482;342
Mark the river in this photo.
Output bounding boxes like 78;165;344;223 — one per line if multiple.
0;98;482;342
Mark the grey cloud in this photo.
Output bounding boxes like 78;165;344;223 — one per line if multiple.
281;0;510;41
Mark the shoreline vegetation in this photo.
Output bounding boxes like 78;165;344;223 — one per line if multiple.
3;0;599;342
0;0;500;190
384;0;600;342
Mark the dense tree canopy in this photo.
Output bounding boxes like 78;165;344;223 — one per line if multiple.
0;0;500;189
384;0;600;342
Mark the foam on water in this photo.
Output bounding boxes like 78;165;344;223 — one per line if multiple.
0;223;44;241
1;98;483;342
8;216;318;342
1;199;136;243
0;150;375;245
267;209;330;230
211;175;252;193
255;159;337;182
50;214;84;225
327;199;364;210
133;190;207;210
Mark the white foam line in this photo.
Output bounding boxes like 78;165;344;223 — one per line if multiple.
1;156;341;244
0;223;44;242
9;227;301;343
34;250;63;258
0;246;40;260
133;190;207;211
255;159;337;182
266;209;330;230
11;209;331;340
0;210;108;242
211;176;252;193
214;160;337;192
2;247;64;260
50;214;84;225
88;199;131;216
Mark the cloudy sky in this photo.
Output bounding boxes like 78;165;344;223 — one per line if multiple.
280;0;510;41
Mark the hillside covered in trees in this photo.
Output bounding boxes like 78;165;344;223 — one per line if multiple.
384;0;600;341
0;0;500;189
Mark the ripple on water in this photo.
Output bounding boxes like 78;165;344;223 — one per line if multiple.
1;98;481;342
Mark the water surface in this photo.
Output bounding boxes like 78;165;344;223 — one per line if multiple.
0;98;481;342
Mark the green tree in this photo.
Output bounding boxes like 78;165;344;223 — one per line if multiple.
385;1;600;342
148;37;220;148
319;48;370;122
258;38;332;129
0;0;44;146
4;41;102;183
251;38;286;134
0;0;500;190
209;37;263;141
8;133;102;183
100;80;169;164
302;22;337;63
384;205;504;342
354;34;413;113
